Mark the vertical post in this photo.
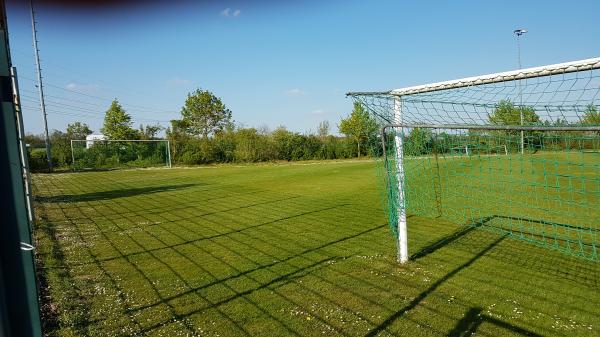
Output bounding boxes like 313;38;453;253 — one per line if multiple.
517;33;523;154
514;29;527;155
10;67;35;225
166;140;172;168
0;0;43;334
432;136;443;218
393;97;408;263
30;0;51;170
70;140;75;171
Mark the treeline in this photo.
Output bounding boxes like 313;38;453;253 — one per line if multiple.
400;101;600;156
26;125;371;170
27;90;599;172
169;127;366;165
26;90;380;171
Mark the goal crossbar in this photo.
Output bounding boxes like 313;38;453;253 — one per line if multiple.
347;57;600;97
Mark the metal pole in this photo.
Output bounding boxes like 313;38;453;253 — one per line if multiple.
393;97;408;263
0;0;43;333
30;0;51;171
70;140;76;172
514;29;527;155
10;67;35;226
166;140;172;168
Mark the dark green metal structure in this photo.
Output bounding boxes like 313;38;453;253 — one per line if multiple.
0;0;42;336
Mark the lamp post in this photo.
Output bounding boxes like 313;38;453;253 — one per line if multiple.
514;28;527;154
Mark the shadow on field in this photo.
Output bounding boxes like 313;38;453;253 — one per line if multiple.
35;173;394;335
33;171;600;336
36;183;198;203
411;215;600;289
447;307;543;337
364;234;508;337
411;216;492;260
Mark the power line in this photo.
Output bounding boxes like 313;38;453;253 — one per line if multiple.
17;75;178;114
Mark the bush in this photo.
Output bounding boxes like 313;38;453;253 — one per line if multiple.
28;148;49;172
167;127;367;165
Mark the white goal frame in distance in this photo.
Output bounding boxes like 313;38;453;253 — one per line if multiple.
70;139;172;171
350;57;600;264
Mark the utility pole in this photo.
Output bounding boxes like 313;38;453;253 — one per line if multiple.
514;28;527;155
30;0;52;170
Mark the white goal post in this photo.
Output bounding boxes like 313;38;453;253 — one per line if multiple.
349;57;600;264
70;139;172;171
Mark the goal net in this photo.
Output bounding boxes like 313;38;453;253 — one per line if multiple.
71;139;172;171
349;57;600;263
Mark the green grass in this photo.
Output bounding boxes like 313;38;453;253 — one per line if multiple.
33;160;599;336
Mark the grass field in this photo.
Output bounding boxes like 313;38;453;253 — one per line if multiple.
33;160;599;336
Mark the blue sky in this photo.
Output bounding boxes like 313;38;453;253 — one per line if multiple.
7;0;600;135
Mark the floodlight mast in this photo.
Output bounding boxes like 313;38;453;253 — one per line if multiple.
514;28;527;154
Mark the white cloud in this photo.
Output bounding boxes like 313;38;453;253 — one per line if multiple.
166;77;191;87
221;8;241;17
311;109;327;115
284;88;305;96
65;82;99;93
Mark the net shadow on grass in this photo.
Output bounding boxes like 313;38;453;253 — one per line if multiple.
112;192;388;335
410;215;600;290
35;175;389;335
36;183;199;203
410;216;493;260
363;234;508;337
447;307;543;337
34;171;599;336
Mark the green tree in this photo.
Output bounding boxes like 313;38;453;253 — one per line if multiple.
582;104;600;135
582;104;600;125
406;128;433;156
489;100;542;151
101;100;138;139
338;102;378;157
489;100;540;126
179;89;233;138
66;122;92;140
139;123;164;140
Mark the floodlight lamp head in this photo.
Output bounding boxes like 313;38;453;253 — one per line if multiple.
514;29;527;36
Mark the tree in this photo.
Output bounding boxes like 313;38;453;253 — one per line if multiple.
66;122;93;140
489;100;540;126
139;123;164;140
582;104;600;125
338;102;378;157
317;120;330;139
406;128;433;156
101;100;138;139
489;100;542;151
179;89;233;138
582;104;600;135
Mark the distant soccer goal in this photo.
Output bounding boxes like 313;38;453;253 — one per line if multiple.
71;139;172;171
349;57;600;264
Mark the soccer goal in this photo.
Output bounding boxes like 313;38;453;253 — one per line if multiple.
71;139;172;171
349;57;600;263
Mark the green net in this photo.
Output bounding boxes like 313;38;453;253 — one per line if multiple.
71;140;171;171
351;59;600;262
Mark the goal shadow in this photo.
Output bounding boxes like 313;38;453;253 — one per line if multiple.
447;307;543;337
